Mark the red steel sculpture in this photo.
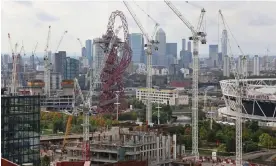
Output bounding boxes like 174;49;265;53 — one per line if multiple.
98;10;132;114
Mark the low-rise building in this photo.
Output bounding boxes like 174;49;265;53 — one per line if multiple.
136;88;179;105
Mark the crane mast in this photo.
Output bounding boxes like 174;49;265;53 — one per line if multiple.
123;1;159;124
44;26;52;97
79;25;123;161
164;0;206;161
219;10;246;166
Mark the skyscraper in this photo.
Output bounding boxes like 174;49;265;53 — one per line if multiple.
182;39;186;51
187;41;191;52
223;55;230;77
155;28;166;66
64;57;80;80
221;30;228;57
85;39;92;66
81;47;86;57
93;38;104;81
166;43;178;68
129;33;144;63
53;51;67;77
253;55;260;76
209;45;218;67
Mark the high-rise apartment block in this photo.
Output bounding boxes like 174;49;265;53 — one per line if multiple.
52;51;67;77
64;57;80;80
85;39;93;66
129;33;144;64
155;28;166;67
223;55;230;77
209;45;218;67
253;55;260;76
93;38;105;83
221;30;228;57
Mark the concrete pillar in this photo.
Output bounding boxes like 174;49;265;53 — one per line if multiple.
162;136;166;161
173;134;176;160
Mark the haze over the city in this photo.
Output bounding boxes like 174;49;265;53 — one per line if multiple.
1;1;276;56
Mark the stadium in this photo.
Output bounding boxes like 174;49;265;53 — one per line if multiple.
219;78;276;122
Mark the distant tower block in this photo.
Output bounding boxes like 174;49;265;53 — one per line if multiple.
61;79;74;96
27;80;45;95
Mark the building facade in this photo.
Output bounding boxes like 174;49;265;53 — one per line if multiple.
1;95;40;166
221;30;228;58
155;28;166;67
209;45;218;67
129;33;144;63
85;40;93;66
92;38;105;83
136;88;179;105
64;57;80;80
52;51;67;77
253;55;260;76
223;55;230;77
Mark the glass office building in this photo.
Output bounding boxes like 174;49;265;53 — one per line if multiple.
1;95;41;165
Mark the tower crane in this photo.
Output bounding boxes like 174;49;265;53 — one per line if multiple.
60;25;124;161
164;0;206;160
31;42;38;69
44;26;52;97
8;33;19;94
77;38;86;57
219;10;246;166
123;1;159;124
55;30;68;53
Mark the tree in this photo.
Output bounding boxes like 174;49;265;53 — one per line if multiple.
207;130;216;142
217;144;226;152
247;121;259;131
199;126;208;140
225;137;235;152
259;133;273;148
41;155;50;166
243;141;259;153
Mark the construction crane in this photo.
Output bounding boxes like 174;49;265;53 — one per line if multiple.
8;33;19;94
164;1;206;160
55;30;68;53
77;38;86;57
123;1;159;125
44;26;52;97
63;25;123;161
219;10;245;166
31;42;38;69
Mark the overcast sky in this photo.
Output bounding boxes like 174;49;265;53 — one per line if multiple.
1;1;276;57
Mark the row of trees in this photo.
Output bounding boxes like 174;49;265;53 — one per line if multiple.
165;120;276;153
40;112;119;134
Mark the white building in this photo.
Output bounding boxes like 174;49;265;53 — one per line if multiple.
221;30;228;59
152;66;169;76
35;72;62;90
155;28;167;66
223;55;230;77
136;88;179;105
253;55;260;76
180;68;190;78
92;38;105;81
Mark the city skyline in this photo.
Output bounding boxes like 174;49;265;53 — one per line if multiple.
2;1;276;56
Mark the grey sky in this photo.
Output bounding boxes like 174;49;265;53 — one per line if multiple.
1;1;276;56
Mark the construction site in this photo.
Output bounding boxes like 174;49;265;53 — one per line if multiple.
2;1;276;166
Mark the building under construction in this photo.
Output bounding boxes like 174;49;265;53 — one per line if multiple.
61;127;176;166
